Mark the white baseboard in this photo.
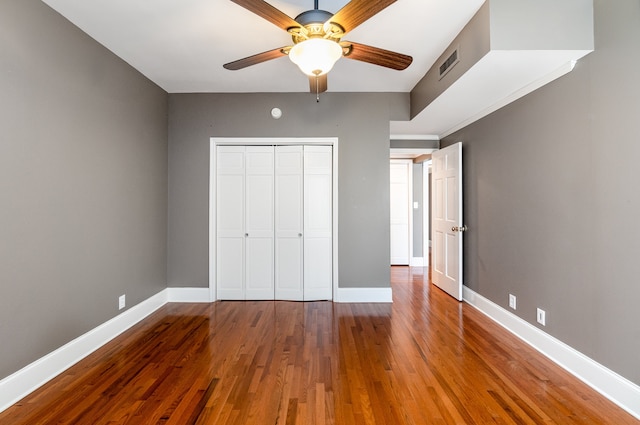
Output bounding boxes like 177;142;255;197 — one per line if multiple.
167;287;211;303
336;287;393;303
0;289;169;413
410;257;424;267
463;286;640;420
0;286;216;414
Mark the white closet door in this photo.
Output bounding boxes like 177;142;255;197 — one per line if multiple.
303;146;333;301
274;146;304;301
245;146;275;300
390;160;411;265
216;146;245;300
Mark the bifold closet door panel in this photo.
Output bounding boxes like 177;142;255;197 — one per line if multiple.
216;146;245;300
275;146;304;301
245;146;275;300
303;146;333;301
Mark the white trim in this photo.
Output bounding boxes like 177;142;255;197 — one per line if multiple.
440;60;579;139
209;142;218;302
410;257;424;267
463;286;640;420
389;134;440;141
336;287;393;303
209;137;339;301
331;142;339;300
214;137;337;146
167;287;211;303
0;290;168;413
389;148;437;157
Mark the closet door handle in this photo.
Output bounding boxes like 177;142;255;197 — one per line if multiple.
245;233;249;237
298;233;302;237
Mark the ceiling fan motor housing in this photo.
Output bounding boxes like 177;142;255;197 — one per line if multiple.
289;9;344;44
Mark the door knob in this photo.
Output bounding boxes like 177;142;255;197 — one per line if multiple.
245;233;249;237
451;225;468;232
298;233;303;237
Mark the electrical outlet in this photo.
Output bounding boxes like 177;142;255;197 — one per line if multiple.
508;294;517;310
536;308;546;326
119;294;126;310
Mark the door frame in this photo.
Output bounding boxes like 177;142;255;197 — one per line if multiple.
209;137;339;302
389;149;435;268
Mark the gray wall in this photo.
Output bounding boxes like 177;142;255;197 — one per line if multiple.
168;92;408;289
0;0;168;380
442;0;640;385
490;0;594;50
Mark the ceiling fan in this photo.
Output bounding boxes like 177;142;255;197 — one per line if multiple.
223;0;413;97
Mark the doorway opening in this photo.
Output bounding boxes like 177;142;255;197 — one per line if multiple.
389;148;434;268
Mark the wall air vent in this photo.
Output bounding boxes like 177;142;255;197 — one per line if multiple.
439;46;460;80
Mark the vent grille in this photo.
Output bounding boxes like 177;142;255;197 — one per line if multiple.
439;47;459;79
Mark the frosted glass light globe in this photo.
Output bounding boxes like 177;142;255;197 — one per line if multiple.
289;38;342;76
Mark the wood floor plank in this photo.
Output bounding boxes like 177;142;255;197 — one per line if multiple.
1;268;638;424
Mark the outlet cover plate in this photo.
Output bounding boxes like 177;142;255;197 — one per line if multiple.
536;308;546;326
119;294;126;310
508;294;517;310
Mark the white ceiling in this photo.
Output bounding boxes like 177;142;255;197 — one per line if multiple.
40;0;589;139
41;0;486;137
42;0;485;93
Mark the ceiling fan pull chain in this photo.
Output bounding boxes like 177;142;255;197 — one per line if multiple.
316;76;320;102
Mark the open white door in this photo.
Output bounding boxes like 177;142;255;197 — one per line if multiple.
431;142;465;301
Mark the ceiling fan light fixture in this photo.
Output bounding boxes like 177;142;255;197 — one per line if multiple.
289;38;342;77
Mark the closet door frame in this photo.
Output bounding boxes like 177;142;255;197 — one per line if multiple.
209;137;339;302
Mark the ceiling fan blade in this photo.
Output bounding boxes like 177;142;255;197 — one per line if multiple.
309;74;328;93
223;47;288;70
231;0;301;31
328;0;396;34
343;41;412;70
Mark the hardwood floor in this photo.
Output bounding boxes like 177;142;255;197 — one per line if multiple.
1;267;637;424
